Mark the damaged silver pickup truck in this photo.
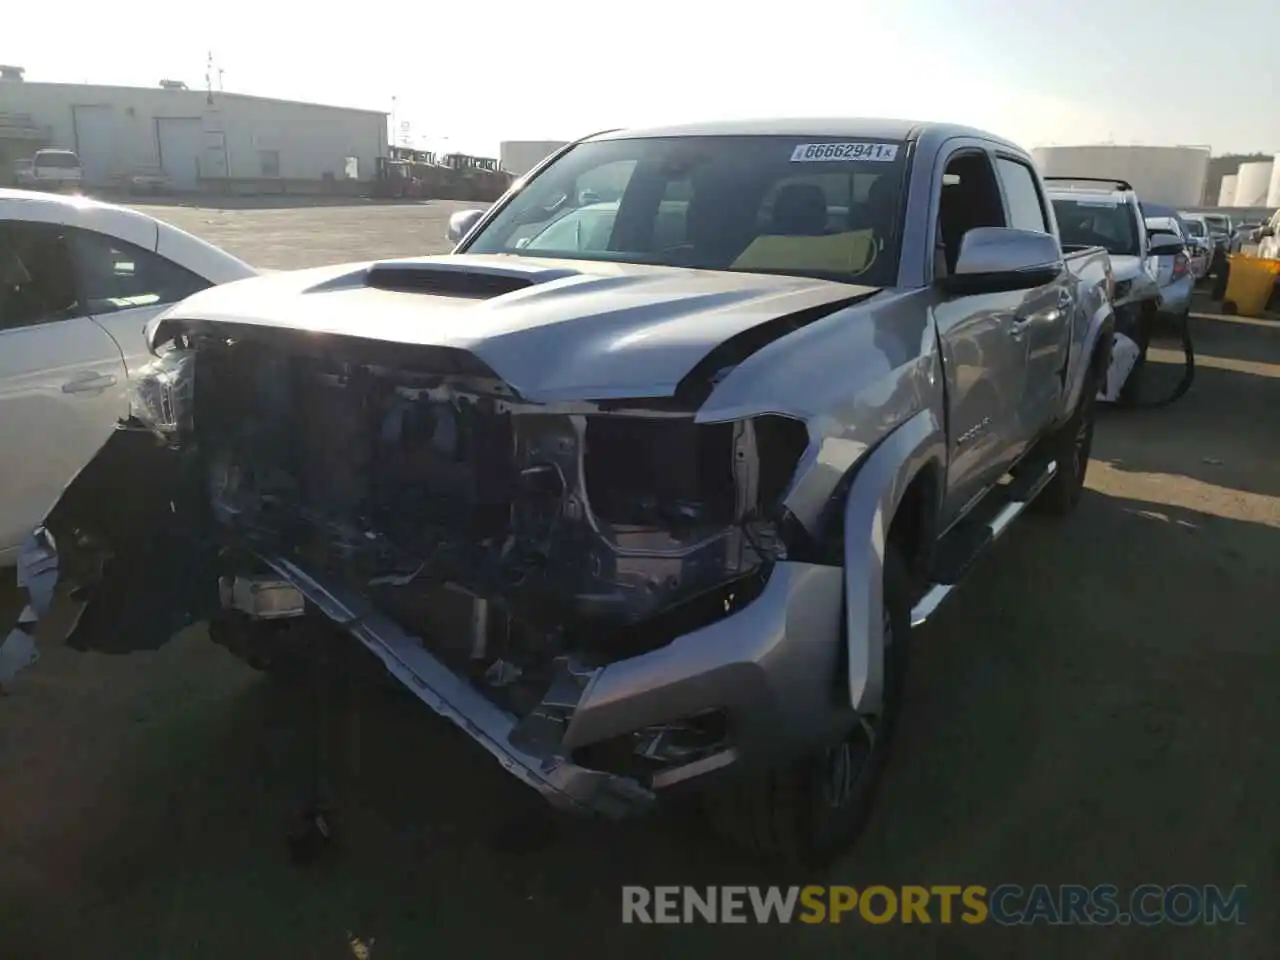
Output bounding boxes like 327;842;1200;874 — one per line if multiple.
3;119;1115;863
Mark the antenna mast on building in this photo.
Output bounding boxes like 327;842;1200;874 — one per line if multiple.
205;51;214;104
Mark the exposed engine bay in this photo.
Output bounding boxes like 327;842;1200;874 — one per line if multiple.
138;331;810;733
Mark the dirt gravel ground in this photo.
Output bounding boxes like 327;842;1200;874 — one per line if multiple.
1;201;1277;959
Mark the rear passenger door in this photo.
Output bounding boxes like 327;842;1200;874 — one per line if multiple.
993;155;1072;439
68;229;212;376
0;219;128;557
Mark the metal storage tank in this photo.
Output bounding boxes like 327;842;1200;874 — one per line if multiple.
499;140;569;177
1233;160;1273;207
1267;156;1280;207
1031;144;1209;207
1218;174;1238;206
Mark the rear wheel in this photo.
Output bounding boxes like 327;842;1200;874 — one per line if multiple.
702;547;911;865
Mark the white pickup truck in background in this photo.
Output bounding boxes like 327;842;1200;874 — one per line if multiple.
28;149;84;191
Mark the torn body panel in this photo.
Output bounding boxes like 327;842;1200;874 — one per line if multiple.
15;325;856;811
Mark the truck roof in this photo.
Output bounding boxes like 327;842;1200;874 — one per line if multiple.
586;117;1024;152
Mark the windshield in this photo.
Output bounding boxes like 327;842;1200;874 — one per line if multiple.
1204;215;1229;234
1183;220;1206;237
1051;197;1140;256
35;151;80;169
463;135;909;286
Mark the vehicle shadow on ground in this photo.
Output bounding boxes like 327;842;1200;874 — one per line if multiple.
1096;312;1280;498
2;487;1273;960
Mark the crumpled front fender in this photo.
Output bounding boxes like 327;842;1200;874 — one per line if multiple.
841;407;945;715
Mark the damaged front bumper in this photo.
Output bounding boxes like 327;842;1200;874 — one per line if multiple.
8;522;847;816
266;555;847;816
3;336;856;817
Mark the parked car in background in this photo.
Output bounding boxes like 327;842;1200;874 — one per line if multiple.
1228;222;1261;254
5;119;1117;863
1142;215;1194;320
117;168;173;196
1201;213;1233;272
13;158;35;188
1176;214;1213;279
1045;177;1161;316
30;149;84;192
0;188;257;566
1256;209;1280;260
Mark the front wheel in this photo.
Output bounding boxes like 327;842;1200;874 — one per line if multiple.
1033;384;1097;517
701;547;911;865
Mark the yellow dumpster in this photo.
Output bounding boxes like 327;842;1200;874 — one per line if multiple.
1223;254;1280;317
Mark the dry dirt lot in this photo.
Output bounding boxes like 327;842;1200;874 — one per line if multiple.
128;196;479;268
2;200;1277;959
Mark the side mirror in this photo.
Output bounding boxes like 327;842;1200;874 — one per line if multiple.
1148;234;1183;256
446;209;485;245
1258;225;1274;239
943;227;1064;295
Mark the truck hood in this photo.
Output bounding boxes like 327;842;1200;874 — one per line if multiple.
148;254;879;402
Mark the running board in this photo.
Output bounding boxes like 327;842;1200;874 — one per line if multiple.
910;460;1057;627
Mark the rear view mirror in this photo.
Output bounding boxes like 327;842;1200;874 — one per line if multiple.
446;209;486;245
943;227;1064;295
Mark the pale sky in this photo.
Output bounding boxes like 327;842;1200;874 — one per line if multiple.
6;0;1278;159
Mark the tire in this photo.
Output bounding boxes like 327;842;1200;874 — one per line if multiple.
702;547;911;865
1033;378;1097;517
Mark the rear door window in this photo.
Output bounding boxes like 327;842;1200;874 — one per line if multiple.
68;230;210;313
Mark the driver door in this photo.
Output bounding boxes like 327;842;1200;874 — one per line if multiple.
931;148;1032;528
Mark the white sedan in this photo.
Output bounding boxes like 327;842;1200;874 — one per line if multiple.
0;188;255;566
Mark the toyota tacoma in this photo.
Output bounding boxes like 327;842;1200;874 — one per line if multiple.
3;119;1115;863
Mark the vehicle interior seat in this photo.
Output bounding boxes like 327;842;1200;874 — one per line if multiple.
770;184;829;235
851;173;899;237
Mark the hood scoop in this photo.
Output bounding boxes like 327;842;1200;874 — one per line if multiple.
363;258;588;299
366;262;538;298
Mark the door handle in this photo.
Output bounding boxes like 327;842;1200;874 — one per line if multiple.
1009;317;1032;338
62;373;118;394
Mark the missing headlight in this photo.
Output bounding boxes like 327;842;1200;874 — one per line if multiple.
127;348;197;440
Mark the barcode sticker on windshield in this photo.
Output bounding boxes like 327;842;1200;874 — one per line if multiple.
790;142;899;163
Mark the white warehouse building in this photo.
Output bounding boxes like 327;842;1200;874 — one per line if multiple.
0;72;388;189
1232;160;1274;207
1031;144;1210;207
